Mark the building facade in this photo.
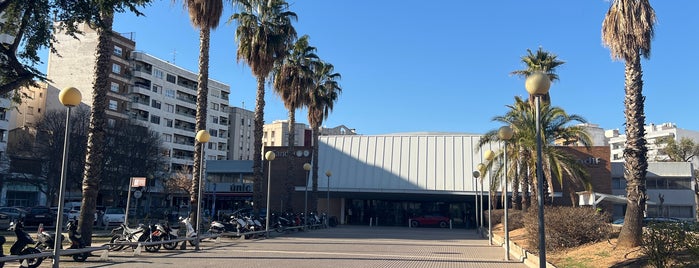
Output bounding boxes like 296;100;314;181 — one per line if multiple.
227;107;255;160
262;119;311;147
606;122;699;166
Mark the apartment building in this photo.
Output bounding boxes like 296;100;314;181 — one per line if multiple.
47;23;230;171
228;107;255;160
606;122;699;166
262;119;310;147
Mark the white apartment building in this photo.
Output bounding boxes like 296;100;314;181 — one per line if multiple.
606;122;699;166
262;119;310;147
228;107;255;160
47;24;230;170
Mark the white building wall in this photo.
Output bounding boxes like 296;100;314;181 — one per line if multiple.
316;133;499;194
228;107;254;160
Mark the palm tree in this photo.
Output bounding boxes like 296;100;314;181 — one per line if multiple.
181;0;224;225
510;47;565;104
231;0;297;210
479;97;592;211
307;61;341;211
273;35;318;211
602;0;656;248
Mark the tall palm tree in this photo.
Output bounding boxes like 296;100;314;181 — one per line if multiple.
273;35;318;211
479;96;592;211
181;0;224;225
602;0;656;248
231;0;297;210
307;61;341;211
510;47;565;104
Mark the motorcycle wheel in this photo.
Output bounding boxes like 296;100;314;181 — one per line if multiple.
109;235;126;251
163;235;178;250
144;237;161;252
19;247;42;268
72;252;88;262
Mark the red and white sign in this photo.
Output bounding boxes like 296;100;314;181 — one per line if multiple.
131;177;146;187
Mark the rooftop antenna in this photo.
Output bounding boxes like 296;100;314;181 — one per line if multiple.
241;101;245;109
171;48;177;64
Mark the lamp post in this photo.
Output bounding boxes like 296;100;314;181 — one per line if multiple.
325;170;332;226
472;168;481;234
53;87;81;268
525;71;551;267
499;126;514;260
265;151;276;238
303;163;311;231
195;130;210;250
483;150;495;246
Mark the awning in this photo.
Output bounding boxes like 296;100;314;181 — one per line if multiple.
576;191;656;208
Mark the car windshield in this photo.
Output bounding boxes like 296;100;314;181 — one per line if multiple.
105;208;124;214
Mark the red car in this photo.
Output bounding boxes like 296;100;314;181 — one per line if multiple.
410;215;450;228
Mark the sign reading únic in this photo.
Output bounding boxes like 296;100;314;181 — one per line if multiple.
131;177;146;187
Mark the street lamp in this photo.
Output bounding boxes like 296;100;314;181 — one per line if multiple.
472;167;481;234
264;151;276;238
195;130;210;250
325;170;332;226
53;87;81;268
525;71;551;267
499;125;514;260
303;163;311;231
484;150;495;246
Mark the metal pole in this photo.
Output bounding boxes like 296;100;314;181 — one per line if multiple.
195;147;205;250
52;106;72;268
125;178;133;225
304;170;309;231
536;96;546;267
504;139;510;260
488;171;492;246
479;179;483;232
327;175;330;225
265;160;272;238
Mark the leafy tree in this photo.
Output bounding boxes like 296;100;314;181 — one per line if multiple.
273;35;318;211
307;61;341;211
510;47;564;104
656;137;699;162
180;0;224;226
602;0;656;248
231;0;297;210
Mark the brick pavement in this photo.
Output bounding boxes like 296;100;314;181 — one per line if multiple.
18;226;529;268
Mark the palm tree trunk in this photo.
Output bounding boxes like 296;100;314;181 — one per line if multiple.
80;11;113;246
190;27;210;226
310;126;320;212
285;109;296;212
252;76;266;211
617;54;648;248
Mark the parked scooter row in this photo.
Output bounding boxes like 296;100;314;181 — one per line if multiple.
0;218;90;268
209;211;328;237
108;217;198;252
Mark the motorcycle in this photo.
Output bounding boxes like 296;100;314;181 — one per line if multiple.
35;224;62;251
109;223;161;252
65;219;89;262
180;217;199;246
156;222;180;250
9;220;43;268
209;216;237;234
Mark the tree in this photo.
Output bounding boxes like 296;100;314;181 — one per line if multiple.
602;0;656;248
510;47;564;104
231;0;297;211
181;0;224;225
273;35;318;211
307;61;341;211
479;96;592;211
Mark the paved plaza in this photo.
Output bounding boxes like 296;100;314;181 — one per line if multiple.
18;226;529;268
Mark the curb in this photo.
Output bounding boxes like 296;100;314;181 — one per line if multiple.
489;231;557;268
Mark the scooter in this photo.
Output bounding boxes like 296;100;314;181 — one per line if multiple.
35;224;62;251
156;222;180;250
209;216;237;234
65;219;89;262
180;217;199;246
9;220;43;268
109;223;144;251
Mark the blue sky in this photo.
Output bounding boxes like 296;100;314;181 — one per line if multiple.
43;1;699;135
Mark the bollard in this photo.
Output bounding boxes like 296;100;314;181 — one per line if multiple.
408;218;411;228
376;217;379;226
449;219;452;229
369;217;373;227
100;249;109;261
134;243;142;256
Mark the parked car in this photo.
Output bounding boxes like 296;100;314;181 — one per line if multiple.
0;213;9;229
410;214;450;228
102;207;125;226
24;206;56;226
0;207;27;221
612;217;682;226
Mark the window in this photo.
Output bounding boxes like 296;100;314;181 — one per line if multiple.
114;46;123;56
151;100;161;109
27;106;34;115
211;116;218;124
111;82;119;92
153;69;164;79
0;130;5;142
165;104;174;113
211;103;219;111
109;100;118;110
152;84;162;93
668;178;692;190
165;89;175;98
163;134;172;143
166;74;176;83
0;109;6;120
165;119;173;127
150;115;160;124
209;129;218;137
112;64;121;74
107;118;116;128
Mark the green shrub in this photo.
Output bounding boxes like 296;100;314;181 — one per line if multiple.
642;222;699;268
523;206;612;253
485;209;524;230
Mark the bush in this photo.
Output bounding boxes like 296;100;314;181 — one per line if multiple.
486;209;524;230
523;206;612;253
642;222;699;268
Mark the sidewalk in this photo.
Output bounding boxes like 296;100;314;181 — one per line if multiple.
25;225;530;268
